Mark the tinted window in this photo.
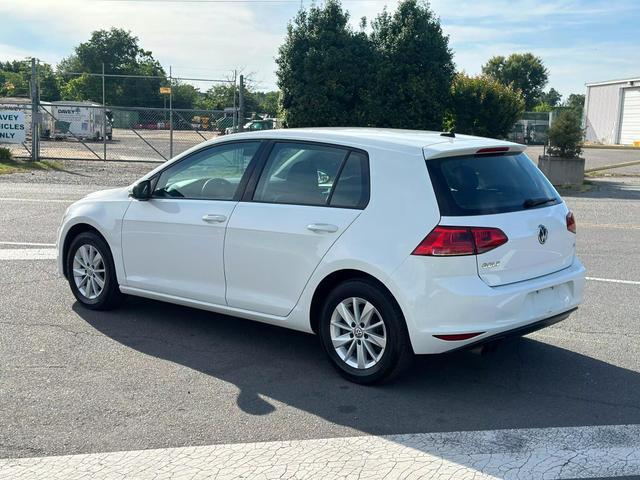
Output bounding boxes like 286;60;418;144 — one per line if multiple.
154;142;259;200
329;151;368;209
426;153;560;216
253;143;348;206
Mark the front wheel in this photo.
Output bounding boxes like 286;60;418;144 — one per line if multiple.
66;232;123;310
318;279;413;384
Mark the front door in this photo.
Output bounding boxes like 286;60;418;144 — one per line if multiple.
225;142;370;316
121;141;261;304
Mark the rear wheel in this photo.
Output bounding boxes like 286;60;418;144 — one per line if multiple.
66;232;123;310
318;279;413;384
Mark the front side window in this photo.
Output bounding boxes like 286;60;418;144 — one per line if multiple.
253;143;348;206
153;142;260;200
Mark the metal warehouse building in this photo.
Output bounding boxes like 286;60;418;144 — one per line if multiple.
584;77;640;145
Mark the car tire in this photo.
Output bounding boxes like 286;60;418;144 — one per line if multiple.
66;232;124;310
318;279;413;384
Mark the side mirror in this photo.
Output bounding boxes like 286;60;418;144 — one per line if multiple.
131;180;152;200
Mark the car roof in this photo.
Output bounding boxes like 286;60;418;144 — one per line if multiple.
140;128;526;183
218;127;526;158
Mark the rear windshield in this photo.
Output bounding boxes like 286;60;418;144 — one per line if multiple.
426;152;560;216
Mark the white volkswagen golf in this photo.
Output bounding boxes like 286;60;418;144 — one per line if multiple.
58;128;585;383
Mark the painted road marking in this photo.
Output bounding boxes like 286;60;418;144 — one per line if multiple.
0;241;56;247
0;197;71;203
1;248;638;287
0;248;57;260
585;276;640;286
581;222;640;230
1;424;639;479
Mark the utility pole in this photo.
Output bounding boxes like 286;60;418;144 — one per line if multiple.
232;69;237;131
102;62;106;160
238;74;245;132
30;58;39;161
169;65;173;158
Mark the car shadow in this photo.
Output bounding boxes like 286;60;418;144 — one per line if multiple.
560;178;640;200
73;296;640;440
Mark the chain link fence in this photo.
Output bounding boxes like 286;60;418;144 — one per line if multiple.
36;103;230;162
1;101;236;163
1;60;244;163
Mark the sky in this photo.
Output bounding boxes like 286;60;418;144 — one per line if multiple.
1;0;639;99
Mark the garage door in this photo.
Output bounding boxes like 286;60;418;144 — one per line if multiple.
619;87;640;145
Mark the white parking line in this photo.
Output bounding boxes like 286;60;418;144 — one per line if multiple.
0;424;638;479
0;197;71;203
586;276;640;286
581;222;640;230
0;241;56;247
0;249;639;289
0;248;57;260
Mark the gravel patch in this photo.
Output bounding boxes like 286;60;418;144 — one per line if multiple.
0;160;160;187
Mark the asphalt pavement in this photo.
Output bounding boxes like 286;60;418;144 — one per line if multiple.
0;163;639;478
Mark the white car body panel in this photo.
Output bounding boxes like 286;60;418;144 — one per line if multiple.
224;202;361;316
121;198;237;305
57;128;585;356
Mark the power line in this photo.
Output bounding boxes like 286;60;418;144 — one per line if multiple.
96;0;390;3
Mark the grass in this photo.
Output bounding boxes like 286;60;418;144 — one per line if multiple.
556;180;595;194
0;158;64;175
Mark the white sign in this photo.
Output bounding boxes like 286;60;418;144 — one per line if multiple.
0;110;26;144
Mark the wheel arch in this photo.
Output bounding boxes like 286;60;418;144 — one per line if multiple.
309;268;407;336
61;223;110;279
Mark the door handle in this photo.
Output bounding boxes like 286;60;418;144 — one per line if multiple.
202;214;227;224
307;223;339;233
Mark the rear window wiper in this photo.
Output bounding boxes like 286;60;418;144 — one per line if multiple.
523;197;557;209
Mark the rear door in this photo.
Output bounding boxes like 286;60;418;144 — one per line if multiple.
224;142;370;316
426;151;575;286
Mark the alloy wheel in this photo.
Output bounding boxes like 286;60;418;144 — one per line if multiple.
72;244;106;300
329;297;387;369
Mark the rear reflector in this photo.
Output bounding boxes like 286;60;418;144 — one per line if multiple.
412;226;508;256
433;332;484;341
475;146;510;155
566;211;576;234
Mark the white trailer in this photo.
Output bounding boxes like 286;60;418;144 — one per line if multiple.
51;101;112;140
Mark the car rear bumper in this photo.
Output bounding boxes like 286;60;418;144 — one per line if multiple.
390;256;585;354
443;307;577;354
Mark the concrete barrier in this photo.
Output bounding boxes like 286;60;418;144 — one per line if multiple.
538;155;585;186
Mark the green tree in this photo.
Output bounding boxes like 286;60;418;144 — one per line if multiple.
482;53;548;110
58;28;165;106
533;102;553;113
444;74;525;139
367;0;454;129
548;109;583;158
199;83;260;113
564;93;585;117
253;91;280;117
171;83;200;109
538;87;561;107
276;0;373;127
0;60;60;100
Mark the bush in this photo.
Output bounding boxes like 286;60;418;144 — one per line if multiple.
444;74;525;139
548;110;583;158
0;147;13;160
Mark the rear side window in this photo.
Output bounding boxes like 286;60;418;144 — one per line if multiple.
329;151;368;209
253;142;369;209
426;152;559;216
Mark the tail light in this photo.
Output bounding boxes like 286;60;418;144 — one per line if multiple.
412;226;508;256
566;211;576;234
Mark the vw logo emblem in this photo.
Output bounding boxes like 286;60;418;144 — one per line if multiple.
538;225;548;245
